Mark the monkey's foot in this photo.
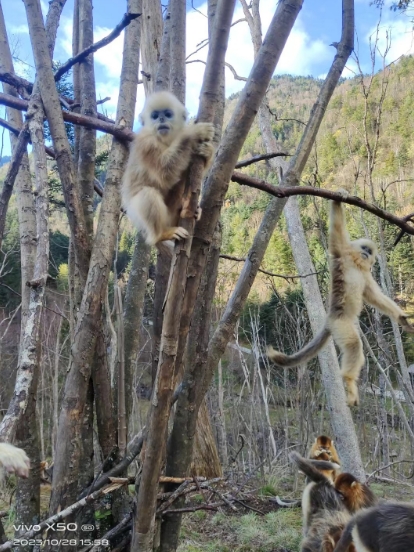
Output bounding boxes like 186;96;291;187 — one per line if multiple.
197;141;215;160
399;315;414;333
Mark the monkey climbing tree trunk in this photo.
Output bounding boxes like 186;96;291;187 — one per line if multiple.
159;2;305;549
132;2;236;550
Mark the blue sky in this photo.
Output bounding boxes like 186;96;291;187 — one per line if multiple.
1;0;413;155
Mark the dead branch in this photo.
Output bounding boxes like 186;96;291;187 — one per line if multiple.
54;12;142;81
0;123;30;251
235;151;290;168
0;72;115;123
78;430;145;499
0;481;122;551
0;116;55;157
219;254;321;280
0;91;133;141
156;480;191;516
161;503;222;515
231;171;414;235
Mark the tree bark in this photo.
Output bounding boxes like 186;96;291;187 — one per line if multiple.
49;0;142;525
132;2;236;550
23;0;89;287
141;0;162;95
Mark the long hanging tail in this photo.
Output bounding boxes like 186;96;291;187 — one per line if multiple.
289;451;340;484
267;327;331;368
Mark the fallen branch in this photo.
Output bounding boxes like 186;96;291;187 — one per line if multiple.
78;430;145;499
161;503;222;515
0;481;123;551
235;151;290;168
54;12;142;81
231;171;414;235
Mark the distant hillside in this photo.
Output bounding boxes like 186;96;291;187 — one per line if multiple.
220;56;414;301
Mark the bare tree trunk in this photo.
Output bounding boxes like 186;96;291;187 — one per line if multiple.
12;80;50;538
141;0;162;95
49;0;142;523
132;3;236;550
124;232;150;423
23;0;89;287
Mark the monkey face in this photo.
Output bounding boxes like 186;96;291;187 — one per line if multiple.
351;238;377;266
139;91;187;144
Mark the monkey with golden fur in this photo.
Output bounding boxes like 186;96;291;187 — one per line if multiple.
122;91;215;249
334;502;414;552
290;451;344;536
291;452;377;551
309;435;341;481
334;473;376;513
0;442;30;478
268;200;414;406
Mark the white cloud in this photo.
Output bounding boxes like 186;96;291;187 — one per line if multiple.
184;1;332;115
8;23;29;35
361;9;414;71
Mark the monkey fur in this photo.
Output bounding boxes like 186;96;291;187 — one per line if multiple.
268;200;414;406
334;502;414;552
122;91;215;250
309;435;341;481
334;473;377;513
0;442;30;478
302;510;355;552
290;451;344;536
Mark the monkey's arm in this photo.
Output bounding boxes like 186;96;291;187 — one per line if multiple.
329;201;351;254
363;277;414;332
159;123;214;187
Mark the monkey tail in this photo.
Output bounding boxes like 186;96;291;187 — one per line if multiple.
267;327;331;367
289;451;340;484
332;518;355;552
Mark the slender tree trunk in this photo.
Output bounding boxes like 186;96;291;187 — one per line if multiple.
23;0;89;287
49;0;142;526
132;3;236;549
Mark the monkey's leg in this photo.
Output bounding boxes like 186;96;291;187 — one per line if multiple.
128;187;189;245
334;323;365;406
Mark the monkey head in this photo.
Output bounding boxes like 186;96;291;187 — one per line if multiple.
139;91;188;145
351;238;377;268
334;472;376;513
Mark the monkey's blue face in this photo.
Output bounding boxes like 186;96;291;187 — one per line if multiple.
150;108;175;135
352;238;377;266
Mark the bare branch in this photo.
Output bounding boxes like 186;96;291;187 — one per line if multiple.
0;91;134;141
54;12;142;81
235;151;289;168
231;171;414;235
219;254;321;280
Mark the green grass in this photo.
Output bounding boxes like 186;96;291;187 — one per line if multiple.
178;508;302;552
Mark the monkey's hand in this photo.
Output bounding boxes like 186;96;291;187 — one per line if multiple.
336;188;350;200
0;443;30;478
192;122;215;143
197;140;215;162
399;315;414;333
